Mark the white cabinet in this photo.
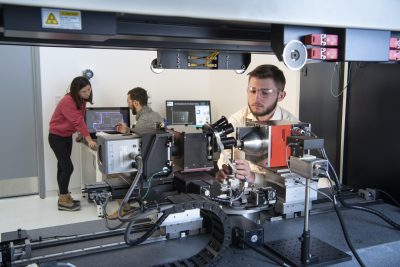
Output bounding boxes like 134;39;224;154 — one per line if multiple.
80;143;105;188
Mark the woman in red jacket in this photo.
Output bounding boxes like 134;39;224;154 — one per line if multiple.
48;76;96;211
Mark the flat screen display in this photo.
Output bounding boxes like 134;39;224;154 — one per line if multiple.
166;100;211;126
85;107;130;137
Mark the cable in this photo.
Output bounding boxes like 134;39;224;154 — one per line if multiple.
333;195;366;267
329;62;362;98
103;155;143;226
124;212;169;246
321;153;400;230
337;196;400;230
112;155;144;223
322;155;400;230
141;168;169;200
329;62;342;97
325;172;338;198
294;180;333;202
320;148;342;192
287;145;365;266
103;196;126;230
292;133;398;265
372;188;400;208
285;143;333;202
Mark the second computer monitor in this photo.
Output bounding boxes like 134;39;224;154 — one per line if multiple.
166;100;211;127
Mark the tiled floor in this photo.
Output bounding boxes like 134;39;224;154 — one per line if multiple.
0;193;108;234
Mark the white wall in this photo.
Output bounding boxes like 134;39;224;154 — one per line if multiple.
209;54;299;120
40;47;299;193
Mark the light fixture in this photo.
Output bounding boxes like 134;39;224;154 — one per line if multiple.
150;59;164;74
82;69;94;79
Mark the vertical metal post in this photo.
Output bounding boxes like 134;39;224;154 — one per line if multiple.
339;62;349;184
301;177;311;264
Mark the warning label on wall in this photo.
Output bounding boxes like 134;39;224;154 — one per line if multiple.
41;8;82;30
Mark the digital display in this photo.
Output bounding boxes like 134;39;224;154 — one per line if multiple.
166;100;211;126
85;107;130;137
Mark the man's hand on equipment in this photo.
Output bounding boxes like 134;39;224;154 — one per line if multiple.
233;159;254;183
216;160;255;184
116;121;129;134
216;164;231;183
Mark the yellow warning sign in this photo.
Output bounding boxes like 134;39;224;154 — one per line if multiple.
45;13;59;25
42;8;82;30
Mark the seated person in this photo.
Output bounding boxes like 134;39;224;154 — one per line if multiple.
109;87;162;220
116;87;162;134
216;64;298;186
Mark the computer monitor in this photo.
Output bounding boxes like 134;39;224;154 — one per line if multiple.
166;100;211;127
85;107;130;138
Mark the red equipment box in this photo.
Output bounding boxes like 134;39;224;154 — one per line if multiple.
304;34;338;46
307;47;338;60
389;50;400;61
389;37;400;49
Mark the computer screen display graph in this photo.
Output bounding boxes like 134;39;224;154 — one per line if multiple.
166;100;211;127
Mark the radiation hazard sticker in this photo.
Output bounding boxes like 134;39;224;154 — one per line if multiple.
41;8;82;30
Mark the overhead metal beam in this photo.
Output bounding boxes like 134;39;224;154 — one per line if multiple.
1;0;400;31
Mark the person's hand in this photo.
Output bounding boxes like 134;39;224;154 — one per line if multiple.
116;121;129;134
88;140;97;149
75;135;83;143
232;159;255;183
215;164;231;183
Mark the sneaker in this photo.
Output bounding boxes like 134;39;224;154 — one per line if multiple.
58;194;81;211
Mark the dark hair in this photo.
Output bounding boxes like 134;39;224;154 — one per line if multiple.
127;87;148;106
247;64;286;91
69;76;93;109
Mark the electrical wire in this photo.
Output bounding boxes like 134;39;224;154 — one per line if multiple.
294;180;333;202
286;143;334;202
124;210;169;246
103;196;126;230
287;140;365;266
284;142;327;207
332;195;366;267
325;173;338;199
329;62;341;97
141;168;169;200
209;182;246;204
317;172;365;267
371;188;400;208
337;197;400;230
114;156;144;222
320;148;342;191
329;62;362;98
321;149;400;230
